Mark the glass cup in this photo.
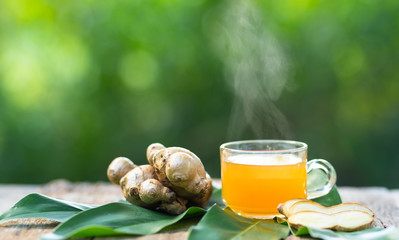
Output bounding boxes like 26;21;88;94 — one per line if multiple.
220;140;336;219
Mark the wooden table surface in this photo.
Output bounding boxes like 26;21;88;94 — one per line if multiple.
1;179;399;240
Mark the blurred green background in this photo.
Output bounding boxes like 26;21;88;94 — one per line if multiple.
0;0;398;187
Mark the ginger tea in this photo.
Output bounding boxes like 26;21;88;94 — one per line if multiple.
221;154;307;218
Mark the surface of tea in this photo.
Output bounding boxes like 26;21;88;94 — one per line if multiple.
226;154;303;165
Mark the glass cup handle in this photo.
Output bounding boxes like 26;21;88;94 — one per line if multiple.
306;159;337;199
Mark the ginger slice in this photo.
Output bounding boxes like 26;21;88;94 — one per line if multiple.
288;211;334;229
277;198;310;217
288;210;374;232
278;199;375;232
288;201;374;217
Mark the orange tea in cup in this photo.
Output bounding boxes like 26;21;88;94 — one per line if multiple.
220;140;336;219
221;154;306;218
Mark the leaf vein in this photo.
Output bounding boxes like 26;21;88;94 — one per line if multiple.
232;220;263;239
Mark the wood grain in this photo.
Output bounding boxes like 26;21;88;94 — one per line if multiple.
1;180;398;240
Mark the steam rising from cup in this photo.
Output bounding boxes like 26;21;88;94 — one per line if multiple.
206;0;292;139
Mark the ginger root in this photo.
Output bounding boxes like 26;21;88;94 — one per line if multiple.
107;157;136;185
107;143;212;214
278;199;374;232
148;144;213;207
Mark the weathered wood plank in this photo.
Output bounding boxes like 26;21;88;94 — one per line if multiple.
0;219;57;240
1;181;398;240
37;179;123;205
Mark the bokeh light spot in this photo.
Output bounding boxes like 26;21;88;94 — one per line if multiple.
0;38;48;109
119;50;159;91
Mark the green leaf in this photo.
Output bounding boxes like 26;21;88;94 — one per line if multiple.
312;185;342;207
188;205;289;240
292;225;309;235
40;202;206;240
296;226;399;240
0;193;94;224
206;186;225;209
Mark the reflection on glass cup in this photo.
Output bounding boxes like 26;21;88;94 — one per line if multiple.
220;140;336;219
